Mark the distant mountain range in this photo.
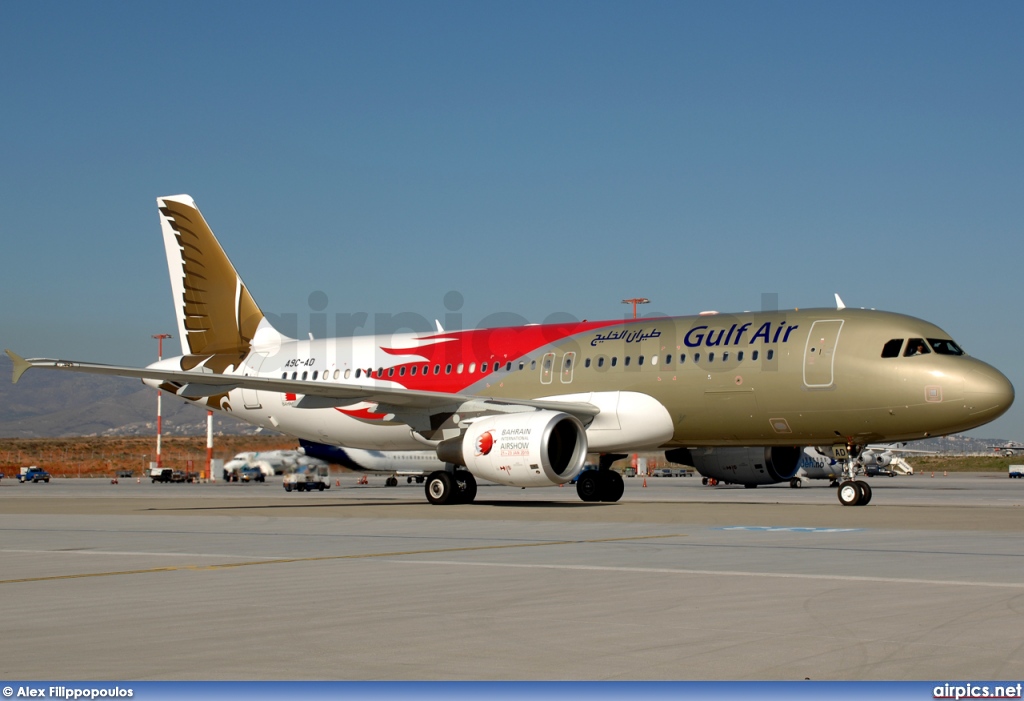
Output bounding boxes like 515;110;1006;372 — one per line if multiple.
0;355;263;438
0;355;1012;449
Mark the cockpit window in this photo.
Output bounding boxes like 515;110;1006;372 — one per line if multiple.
904;338;931;357
881;339;904;358
928;338;965;356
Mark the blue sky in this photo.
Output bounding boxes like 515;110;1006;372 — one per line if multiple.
2;1;1022;440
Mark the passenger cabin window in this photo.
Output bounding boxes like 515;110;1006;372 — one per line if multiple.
585;358;592;368
343;369;350;379
664;354;672;365
929;339;965;356
597;357;605;368
312;370;318;380
904;339;931;357
410;366;417;376
737;351;744;361
611;357;618;367
881;339;904;358
624;356;631;367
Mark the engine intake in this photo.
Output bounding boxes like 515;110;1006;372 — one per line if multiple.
436;410;587;487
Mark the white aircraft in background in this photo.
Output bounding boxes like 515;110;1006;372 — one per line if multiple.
223;449;327;477
692;443;924;490
298;439;446;487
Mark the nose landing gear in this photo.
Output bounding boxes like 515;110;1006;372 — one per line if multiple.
835;444;872;506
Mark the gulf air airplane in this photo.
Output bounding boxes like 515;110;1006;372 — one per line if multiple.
6;195;1014;506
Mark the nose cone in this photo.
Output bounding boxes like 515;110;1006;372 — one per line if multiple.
964;366;1015;423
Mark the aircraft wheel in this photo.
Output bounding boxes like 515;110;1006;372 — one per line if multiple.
425;471;455;505
701;477;709;486
453;471;477;503
576;472;602;502
602;470;624;502
837;480;861;506
407;476;413;484
790;478;802;489
385;477;398;487
855;480;872;505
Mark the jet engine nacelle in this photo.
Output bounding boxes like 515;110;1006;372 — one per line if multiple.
436;411;587;487
668;446;802;486
859;450;892;467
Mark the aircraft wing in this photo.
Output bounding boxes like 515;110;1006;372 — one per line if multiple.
5;350;601;421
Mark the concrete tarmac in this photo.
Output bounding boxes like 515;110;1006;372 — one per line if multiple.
1;473;1022;680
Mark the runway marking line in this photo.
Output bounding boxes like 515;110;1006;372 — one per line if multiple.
0;533;684;585
390;560;1024;590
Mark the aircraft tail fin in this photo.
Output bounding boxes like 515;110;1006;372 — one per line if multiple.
5;349;32;384
157;195;285;358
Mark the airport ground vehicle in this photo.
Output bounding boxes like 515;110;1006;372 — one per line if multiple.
150;467;197;483
569;465;599;484
240;466;265;482
1010;465;1023;479
283;465;331;492
19;467;50;483
866;465;896;477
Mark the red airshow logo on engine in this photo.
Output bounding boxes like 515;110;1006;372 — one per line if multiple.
476;431;495;456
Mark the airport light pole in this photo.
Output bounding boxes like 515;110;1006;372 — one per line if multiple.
152;333;173;469
621;297;649;320
206;410;214;481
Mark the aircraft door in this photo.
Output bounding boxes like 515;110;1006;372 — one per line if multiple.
560;352;576;384
242;354;266;409
540;352;555;384
803;320;844;388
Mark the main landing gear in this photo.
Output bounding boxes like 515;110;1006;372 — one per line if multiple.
575;469;624;502
424;470;477;505
577;454;626;503
836;444;872;506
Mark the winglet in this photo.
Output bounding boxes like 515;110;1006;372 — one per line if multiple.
834;293;846;310
5;349;33;384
